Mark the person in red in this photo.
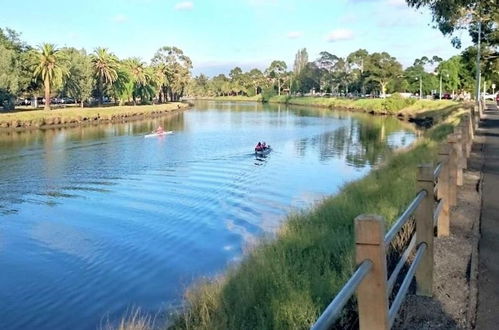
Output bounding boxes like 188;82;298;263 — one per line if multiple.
155;125;164;134
255;142;262;151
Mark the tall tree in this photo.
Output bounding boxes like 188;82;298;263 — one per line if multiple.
315;51;339;93
365;52;403;98
265;60;287;95
61;48;93;107
124;57;148;105
406;0;498;48
293;48;308;76
347;49;370;95
32;43;68;110
0;28;32;109
152;46;192;101
91;47;119;105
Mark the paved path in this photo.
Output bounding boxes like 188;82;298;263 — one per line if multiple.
476;102;499;329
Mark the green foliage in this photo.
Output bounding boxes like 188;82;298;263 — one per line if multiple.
381;93;416;113
0;28;32;109
32;43;69;110
61;48;93;106
266;96;456;116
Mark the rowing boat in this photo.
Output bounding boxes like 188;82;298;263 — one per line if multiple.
144;131;173;138
255;147;271;156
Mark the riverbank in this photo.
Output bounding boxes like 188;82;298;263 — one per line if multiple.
192;95;461;124
118;105;470;329
267;95;458;118
0;103;189;130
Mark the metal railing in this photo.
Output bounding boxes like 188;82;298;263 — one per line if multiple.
312;260;373;329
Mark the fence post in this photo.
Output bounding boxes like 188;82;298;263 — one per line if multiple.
470;107;477;134
447;135;458;207
437;146;450;236
355;214;389;330
453;129;464;186
415;164;434;297
466;114;473;155
459;123;468;170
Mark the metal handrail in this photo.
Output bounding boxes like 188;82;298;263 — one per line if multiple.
388;243;427;328
433;162;443;181
311;260;373;330
384;190;427;247
433;199;443;227
387;234;417;295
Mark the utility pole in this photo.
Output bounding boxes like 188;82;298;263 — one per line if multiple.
420;76;423;100
439;73;443;100
475;1;482;105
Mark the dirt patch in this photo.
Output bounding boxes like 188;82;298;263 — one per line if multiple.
393;137;484;329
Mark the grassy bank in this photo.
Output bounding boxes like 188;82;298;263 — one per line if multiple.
116;105;468;329
268;95;458;117
191;95;264;102
0;103;189;130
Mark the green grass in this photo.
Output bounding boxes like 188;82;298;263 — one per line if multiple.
163;107;467;330
0;103;188;128
267;96;459;116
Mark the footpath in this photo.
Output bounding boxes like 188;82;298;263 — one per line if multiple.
476;102;499;329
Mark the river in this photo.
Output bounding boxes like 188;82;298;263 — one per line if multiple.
0;101;415;329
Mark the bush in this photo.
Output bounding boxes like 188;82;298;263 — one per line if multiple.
381;94;416;113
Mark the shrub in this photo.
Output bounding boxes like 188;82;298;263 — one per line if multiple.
381;94;416;113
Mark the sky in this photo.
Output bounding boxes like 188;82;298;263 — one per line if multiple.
1;0;472;76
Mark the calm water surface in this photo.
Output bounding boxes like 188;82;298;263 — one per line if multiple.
0;101;415;329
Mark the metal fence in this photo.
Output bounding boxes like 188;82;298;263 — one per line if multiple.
311;110;474;330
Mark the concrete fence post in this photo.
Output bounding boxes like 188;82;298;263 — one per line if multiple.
355;214;389;330
415;164;435;297
447;135;458;207
437;145;450;236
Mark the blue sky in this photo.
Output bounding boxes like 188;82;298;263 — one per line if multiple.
1;0;471;76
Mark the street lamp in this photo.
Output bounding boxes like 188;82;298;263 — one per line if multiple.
439;70;449;100
415;76;423;100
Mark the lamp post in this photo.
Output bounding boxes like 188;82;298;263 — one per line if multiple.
415;76;423;100
475;1;482;105
439;71;449;100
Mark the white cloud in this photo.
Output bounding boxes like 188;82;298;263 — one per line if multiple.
326;29;354;42
112;14;127;23
287;31;303;39
174;1;194;11
385;0;406;7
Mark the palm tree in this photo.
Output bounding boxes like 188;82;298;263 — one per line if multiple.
124;58;146;105
91;48;118;105
32;43;68;110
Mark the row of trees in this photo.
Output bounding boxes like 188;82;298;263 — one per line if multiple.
189;46;498;99
0;28;192;110
189;0;498;99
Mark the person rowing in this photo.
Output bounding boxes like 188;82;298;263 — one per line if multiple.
153;125;164;134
